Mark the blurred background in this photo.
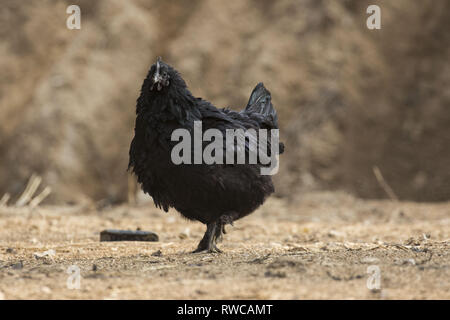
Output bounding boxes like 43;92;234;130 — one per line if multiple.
0;0;449;205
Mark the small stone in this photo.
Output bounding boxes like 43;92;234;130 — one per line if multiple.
41;286;52;294
361;257;380;264
151;250;162;257
195;289;206;295
264;270;287;278
34;249;56;260
328;230;345;238
179;228;190;239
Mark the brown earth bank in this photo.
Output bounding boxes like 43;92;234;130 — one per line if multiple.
0;192;448;299
1;0;449;204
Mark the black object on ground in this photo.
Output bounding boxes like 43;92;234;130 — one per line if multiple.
100;229;159;242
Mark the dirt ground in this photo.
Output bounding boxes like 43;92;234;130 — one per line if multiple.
0;192;448;300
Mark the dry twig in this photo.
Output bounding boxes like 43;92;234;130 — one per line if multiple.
373;166;398;201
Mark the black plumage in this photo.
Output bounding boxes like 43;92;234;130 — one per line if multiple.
128;58;284;253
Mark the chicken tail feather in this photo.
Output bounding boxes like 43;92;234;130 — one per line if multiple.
245;82;279;128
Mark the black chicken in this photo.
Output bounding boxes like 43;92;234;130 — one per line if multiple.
128;57;284;253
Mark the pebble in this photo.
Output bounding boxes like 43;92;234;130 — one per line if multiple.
361;257;380;264
151;250;162;257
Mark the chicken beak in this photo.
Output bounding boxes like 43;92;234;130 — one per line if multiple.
153;74;160;84
151;57;163;91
